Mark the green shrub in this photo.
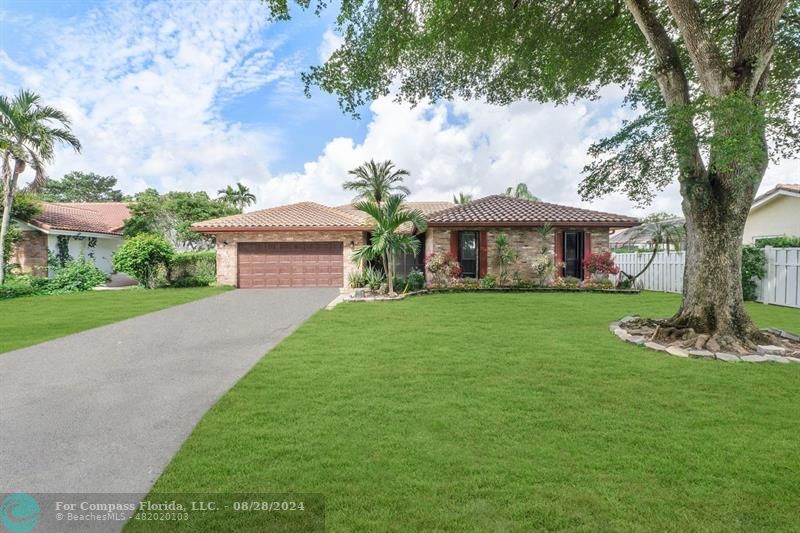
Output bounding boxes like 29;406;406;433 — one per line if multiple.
755;236;800;248
741;245;767;301
392;274;407;292
406;269;425;291
113;234;175;289
480;274;497;288
364;266;385;291
348;270;366;288
170;275;213;288
552;276;581;289
48;258;107;293
168;251;216;284
0;274;42;299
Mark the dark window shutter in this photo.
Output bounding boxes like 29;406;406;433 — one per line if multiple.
479;231;488;277
450;231;459;258
554;231;564;277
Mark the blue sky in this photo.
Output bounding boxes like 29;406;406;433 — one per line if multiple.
0;0;795;214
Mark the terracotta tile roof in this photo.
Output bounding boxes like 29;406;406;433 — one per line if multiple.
333;201;455;225
753;183;800;206
28;202;131;235
192;202;368;230
426;195;639;227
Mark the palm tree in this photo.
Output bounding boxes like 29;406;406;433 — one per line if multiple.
453;192;473;204
0;90;81;284
343;159;410;205
617;216;686;287
218;182;256;212
352;194;427;295
504;182;539;201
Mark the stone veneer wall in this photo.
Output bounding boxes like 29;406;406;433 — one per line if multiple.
12;230;48;276
425;226;610;279
213;230;367;287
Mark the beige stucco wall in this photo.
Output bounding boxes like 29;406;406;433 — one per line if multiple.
212;230;367;287
425;226;610;279
743;195;800;243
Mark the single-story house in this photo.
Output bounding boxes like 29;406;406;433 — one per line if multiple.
743;183;800;243
192;195;638;288
12;202;130;276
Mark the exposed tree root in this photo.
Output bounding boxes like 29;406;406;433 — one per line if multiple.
623;317;798;355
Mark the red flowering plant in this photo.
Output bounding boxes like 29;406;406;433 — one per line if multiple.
582;252;620;278
425;251;461;287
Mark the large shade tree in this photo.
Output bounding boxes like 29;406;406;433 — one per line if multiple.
42;171;125;202
0;90;81;284
263;0;799;352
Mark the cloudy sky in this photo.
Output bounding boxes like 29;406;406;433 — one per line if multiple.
0;0;796;216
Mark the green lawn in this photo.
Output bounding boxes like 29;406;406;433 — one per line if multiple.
0;287;229;353
131;292;800;532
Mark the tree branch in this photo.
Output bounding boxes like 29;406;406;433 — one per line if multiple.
665;0;732;95
624;0;707;179
733;0;788;95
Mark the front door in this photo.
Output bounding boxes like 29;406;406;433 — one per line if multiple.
563;231;584;279
458;231;478;278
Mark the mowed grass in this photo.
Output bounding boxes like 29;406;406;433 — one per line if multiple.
0;287;229;353
134;292;800;532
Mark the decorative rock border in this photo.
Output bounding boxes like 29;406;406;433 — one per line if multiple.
609;316;800;364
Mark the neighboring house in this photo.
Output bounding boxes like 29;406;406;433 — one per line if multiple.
193;195;638;288
610;217;686;251
743;184;800;243
12;202;130;276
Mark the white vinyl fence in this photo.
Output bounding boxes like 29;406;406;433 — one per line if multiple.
613;251;686;294
612;247;800;309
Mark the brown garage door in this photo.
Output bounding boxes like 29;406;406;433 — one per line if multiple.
237;242;343;288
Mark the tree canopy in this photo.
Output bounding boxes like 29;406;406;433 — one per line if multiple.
41;171;125;202
123;189;238;251
264;0;799;205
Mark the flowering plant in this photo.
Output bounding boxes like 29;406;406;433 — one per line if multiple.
582;252;620;276
425;251;461;284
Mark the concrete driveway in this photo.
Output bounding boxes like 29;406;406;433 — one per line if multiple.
0;288;338;495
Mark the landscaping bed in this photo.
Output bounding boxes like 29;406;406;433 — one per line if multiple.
612;315;800;363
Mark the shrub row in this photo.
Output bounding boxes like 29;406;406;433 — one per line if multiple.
0;258;107;300
113;234;216;288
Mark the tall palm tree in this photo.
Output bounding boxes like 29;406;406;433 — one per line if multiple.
0;90;81;284
504;182;539;201
453;192;473;204
343;159;410;205
218;182;256;212
352;194;427;295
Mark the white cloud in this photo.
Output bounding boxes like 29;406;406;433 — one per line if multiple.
2;1;794;221
318;29;343;62
0;0;295;195
250;90;670;216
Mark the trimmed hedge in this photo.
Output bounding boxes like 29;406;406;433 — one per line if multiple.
167;251;216;287
755;236;800;248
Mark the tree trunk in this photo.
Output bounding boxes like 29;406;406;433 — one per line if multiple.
0;160;23;286
669;169;767;351
385;251;394;295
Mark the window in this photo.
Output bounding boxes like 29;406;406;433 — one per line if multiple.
459;231;478;278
